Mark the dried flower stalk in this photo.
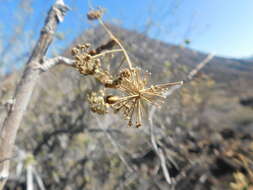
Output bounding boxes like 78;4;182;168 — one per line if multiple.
71;9;183;127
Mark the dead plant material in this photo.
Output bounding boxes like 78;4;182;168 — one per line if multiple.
72;8;183;127
87;8;105;20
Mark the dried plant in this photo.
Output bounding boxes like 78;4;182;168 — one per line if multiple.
105;68;183;127
71;8;183;127
87;8;105;20
230;172;253;190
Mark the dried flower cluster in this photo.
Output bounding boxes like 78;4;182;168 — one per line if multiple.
104;67;183;127
87;8;105;20
72;44;101;75
87;90;108;114
71;9;183;128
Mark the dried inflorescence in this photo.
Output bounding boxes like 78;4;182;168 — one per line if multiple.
71;9;183;128
72;44;101;75
71;40;124;86
104;67;183;127
87;8;105;20
87;91;108;115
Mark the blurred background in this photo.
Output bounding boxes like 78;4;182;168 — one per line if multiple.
1;0;253;71
0;0;253;189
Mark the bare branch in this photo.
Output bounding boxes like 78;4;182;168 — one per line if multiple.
33;168;46;190
94;117;135;172
26;165;34;190
187;54;214;81
164;53;214;98
148;53;214;186
150;121;172;184
39;56;75;72
0;1;69;189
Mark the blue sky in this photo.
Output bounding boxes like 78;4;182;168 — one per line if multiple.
0;0;253;68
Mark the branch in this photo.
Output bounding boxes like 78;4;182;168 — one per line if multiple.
148;53;214;186
94;116;134;172
39;56;75;72
164;54;214;97
0;1;69;189
186;54;214;81
149;114;172;184
98;19;134;69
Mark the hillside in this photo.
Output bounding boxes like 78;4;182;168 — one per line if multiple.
64;24;253;80
1;24;253;190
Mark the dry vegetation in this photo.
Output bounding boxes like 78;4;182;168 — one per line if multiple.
71;11;183;128
0;2;253;190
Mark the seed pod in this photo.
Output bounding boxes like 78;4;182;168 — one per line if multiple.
104;79;121;88
105;95;120;104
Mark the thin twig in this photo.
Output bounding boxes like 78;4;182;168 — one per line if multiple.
148;53;214;186
94;116;134;172
149;112;172;184
39;56;75;72
33;168;46;190
187;54;214;81
92;49;123;59
98;19;133;69
164;54;214;98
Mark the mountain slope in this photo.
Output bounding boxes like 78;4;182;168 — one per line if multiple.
63;24;253;82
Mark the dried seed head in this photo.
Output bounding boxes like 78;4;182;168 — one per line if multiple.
76;57;101;75
107;67;183;128
87;9;105;20
103;76;123;88
119;68;131;79
71;13;184;128
87;91;108;114
72;44;102;75
71;47;79;56
105;95;120;104
94;71;113;85
103;69;132;88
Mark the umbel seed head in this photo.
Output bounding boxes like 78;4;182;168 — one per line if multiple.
71;9;184;128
